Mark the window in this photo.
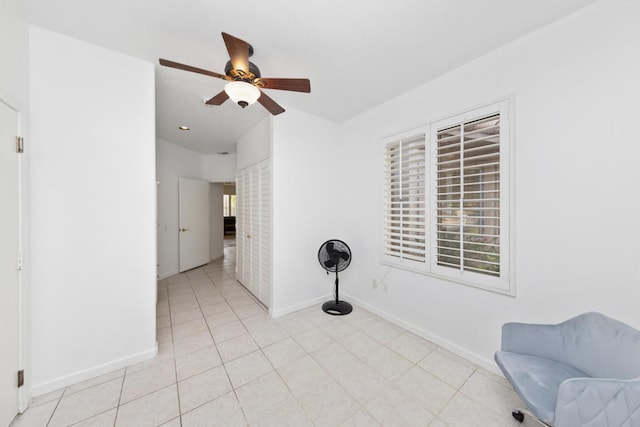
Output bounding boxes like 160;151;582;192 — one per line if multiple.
383;132;427;268
223;194;236;217
382;100;512;293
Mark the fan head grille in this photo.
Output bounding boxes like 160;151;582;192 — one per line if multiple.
318;239;352;273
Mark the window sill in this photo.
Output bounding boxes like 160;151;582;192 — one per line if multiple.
380;260;515;297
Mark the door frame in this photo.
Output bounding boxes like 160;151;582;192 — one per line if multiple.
1;96;28;414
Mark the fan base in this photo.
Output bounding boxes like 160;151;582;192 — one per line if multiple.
322;300;353;316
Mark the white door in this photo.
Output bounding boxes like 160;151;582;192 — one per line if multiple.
179;177;210;272
249;168;260;298
258;163;271;306
0;101;20;426
235;174;245;283
236;161;271;307
236;170;254;293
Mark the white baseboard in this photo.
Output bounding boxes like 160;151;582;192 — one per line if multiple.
270;294;332;318
342;293;503;376
31;344;158;397
157;270;179;281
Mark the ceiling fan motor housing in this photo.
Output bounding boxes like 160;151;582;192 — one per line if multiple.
224;60;262;81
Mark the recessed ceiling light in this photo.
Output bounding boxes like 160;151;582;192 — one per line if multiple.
178;126;190;131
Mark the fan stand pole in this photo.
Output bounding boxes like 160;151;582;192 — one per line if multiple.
321;266;353;316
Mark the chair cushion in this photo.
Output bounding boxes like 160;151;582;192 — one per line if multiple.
495;350;589;423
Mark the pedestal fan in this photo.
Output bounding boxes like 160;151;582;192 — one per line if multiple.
318;239;352;315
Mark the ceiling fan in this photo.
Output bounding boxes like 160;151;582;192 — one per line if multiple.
159;32;310;116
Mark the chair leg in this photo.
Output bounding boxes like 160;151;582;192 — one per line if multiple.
511;408;553;426
512;410;524;422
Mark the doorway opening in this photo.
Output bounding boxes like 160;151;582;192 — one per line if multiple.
223;183;236;237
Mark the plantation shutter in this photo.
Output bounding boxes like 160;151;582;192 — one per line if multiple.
435;114;501;277
384;133;426;263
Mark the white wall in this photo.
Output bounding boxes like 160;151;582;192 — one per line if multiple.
156;138;202;279
0;0;28;108
338;0;640;371
237;117;271;171
210;183;224;260
202;153;237;182
29;27;157;393
271;108;345;316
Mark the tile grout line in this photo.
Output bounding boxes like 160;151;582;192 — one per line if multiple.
199;265;250;425
43;393;62;427
111;374;126;427
165;277;183;426
293;309;441;425
300;318;387;425
42;372;73;426
204;258;316;424
172;270;216;423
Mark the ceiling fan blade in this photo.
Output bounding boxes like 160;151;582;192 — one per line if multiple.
159;58;227;80
205;90;229;105
257;91;285;115
260;78;311;93
221;32;249;75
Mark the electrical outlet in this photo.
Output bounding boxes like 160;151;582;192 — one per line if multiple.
371;277;379;289
382;282;388;293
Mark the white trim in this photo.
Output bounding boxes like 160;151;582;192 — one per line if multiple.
270;294;332;318
157;270;180;281
1;98;29;413
380;260;515;296
31;345;158;397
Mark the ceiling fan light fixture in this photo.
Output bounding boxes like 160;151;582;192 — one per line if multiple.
224;81;260;108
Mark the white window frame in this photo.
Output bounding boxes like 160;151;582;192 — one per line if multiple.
381;129;427;271
381;98;515;295
223;194;236;217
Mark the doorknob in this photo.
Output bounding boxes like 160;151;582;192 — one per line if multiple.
180;228;190;232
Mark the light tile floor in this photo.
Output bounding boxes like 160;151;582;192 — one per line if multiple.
13;237;533;427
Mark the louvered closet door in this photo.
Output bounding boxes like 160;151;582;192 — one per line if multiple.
258;163;270;306
244;172;254;289
235;160;271;307
235;173;245;284
236;169;252;290
249;167;261;299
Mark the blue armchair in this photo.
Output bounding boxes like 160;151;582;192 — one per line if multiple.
495;312;640;426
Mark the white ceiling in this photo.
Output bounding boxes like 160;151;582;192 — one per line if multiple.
26;0;599;154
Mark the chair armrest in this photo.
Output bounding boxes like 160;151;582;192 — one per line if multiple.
554;377;640;427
